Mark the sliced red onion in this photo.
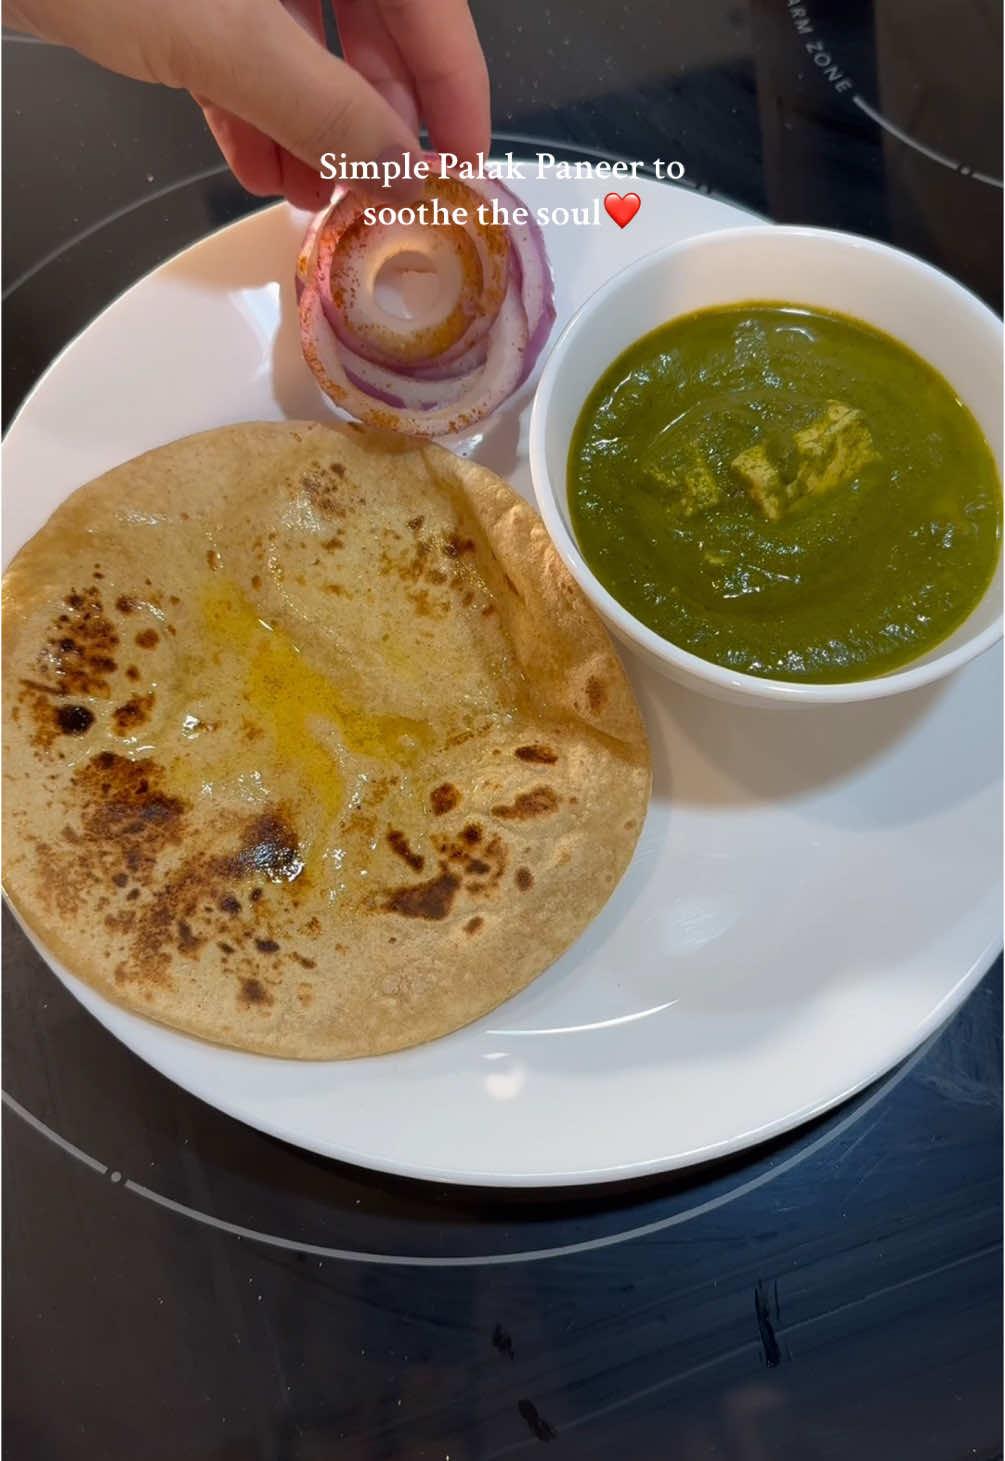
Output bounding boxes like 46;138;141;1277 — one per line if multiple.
336;333;490;412
456;174;555;353
509;214;557;386
294;207;326;303
296;158;555;438
406;334;489;383
300;272;528;436
310;181;509;374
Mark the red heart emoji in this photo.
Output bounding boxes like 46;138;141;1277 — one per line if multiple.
604;192;641;228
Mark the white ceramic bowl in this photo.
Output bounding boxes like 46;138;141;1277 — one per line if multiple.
529;225;1003;706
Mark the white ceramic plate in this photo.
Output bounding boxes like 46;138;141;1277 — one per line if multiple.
4;174;1002;1187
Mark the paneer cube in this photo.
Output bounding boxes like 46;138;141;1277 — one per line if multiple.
793;401;878;497
644;448;722;518
733;402;879;521
730;443;787;522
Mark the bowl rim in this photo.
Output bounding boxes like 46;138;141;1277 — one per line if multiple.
528;222;1004;704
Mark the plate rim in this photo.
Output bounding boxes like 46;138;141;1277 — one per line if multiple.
13;904;998;1187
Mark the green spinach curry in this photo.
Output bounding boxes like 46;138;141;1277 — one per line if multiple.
568;304;1001;682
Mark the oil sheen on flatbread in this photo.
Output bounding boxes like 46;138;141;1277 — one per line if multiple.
2;422;651;1058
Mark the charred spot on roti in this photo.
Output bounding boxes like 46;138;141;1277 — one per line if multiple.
465;916;484;935
177;919;204;956
408;587;450;618
443;533;476;559
382;534;431;586
385;870;460;920
387;830;424;871
292;953;317;970
586;675;609;712
238;976;274;1010
515;744;557;764
115;595;137;614
118;861;212;981
491;786;560;821
515;867;534;891
432;828;508;898
27;588;120;704
460;823;482;845
114;961;174;992
302;462;348;517
111;825;297;993
56;704;94;736
112;694;155;735
222;809;303;883
430;783;460;815
76;753;188;868
29;754;190;929
207;549;220;571
125;665;141;682
135;628;159;650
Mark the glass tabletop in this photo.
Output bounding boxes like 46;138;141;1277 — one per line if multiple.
3;4;1002;1456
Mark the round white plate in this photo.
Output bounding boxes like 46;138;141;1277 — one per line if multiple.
4;174;1002;1187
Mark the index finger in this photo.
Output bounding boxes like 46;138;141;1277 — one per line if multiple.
372;0;490;162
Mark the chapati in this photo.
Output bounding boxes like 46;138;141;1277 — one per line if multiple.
2;421;650;1057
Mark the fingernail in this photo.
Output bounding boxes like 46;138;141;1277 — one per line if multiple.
373;147;426;206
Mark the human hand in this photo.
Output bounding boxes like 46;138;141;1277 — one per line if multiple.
7;0;490;209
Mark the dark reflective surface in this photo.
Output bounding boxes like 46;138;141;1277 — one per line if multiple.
3;3;1002;1455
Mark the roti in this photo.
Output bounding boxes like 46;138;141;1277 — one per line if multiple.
2;421;650;1058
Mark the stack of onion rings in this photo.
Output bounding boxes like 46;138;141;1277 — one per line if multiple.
297;164;555;437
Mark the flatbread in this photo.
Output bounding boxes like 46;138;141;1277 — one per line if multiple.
2;421;650;1057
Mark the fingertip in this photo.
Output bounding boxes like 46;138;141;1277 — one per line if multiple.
428;126;492;168
280;153;334;211
201;104;284;197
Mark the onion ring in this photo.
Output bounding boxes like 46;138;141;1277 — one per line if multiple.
297;159;555;438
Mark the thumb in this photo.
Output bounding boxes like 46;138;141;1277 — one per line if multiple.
191;1;423;200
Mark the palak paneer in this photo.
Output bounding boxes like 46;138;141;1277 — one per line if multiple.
569;304;1001;682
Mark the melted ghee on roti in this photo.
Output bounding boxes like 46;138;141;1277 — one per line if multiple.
2;422;651;1058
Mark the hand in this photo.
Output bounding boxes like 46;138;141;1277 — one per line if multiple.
7;0;490;209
